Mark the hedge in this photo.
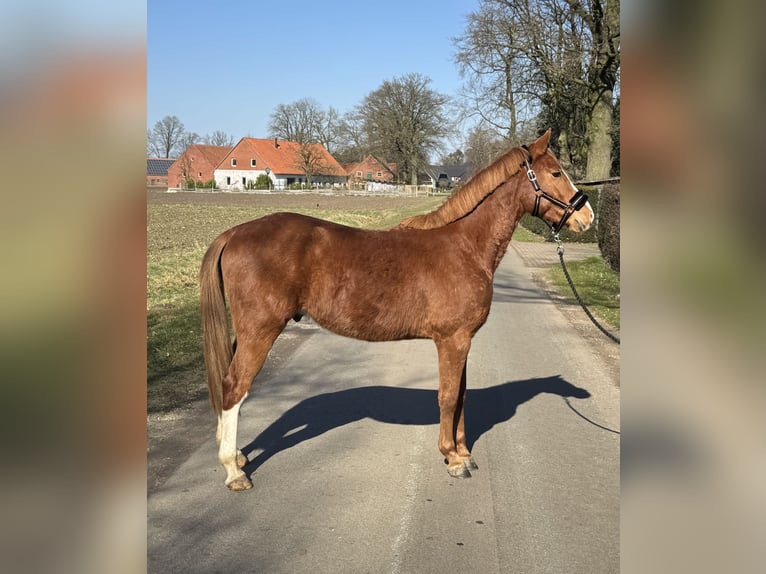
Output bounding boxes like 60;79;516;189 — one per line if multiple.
596;183;620;273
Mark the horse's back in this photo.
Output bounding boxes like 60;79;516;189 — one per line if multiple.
216;211;490;342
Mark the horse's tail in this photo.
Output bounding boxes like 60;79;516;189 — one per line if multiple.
200;230;234;415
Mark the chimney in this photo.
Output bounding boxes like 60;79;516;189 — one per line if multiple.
274;138;279;149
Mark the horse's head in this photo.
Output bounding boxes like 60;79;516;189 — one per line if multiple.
522;129;594;234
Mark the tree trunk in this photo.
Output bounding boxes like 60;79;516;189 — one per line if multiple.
557;129;572;172
585;88;614;181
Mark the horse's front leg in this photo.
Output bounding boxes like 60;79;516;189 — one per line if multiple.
435;334;473;478
454;363;478;471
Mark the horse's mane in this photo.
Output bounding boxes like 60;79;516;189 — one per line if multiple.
399;146;528;230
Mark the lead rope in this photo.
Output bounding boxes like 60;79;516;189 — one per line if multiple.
553;234;620;345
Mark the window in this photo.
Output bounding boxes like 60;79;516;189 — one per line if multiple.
376;171;382;178
198;172;202;178
231;158;237;166
242;177;246;185
226;176;231;185
356;171;362;177
250;158;256;167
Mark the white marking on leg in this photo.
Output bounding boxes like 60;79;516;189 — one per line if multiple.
219;395;246;486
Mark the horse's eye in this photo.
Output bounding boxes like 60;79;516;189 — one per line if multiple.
551;171;561;178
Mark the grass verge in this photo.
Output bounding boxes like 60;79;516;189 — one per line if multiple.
547;256;620;328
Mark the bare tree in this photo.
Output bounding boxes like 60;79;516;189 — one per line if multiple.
293;143;332;188
359;73;451;185
454;0;620;179
314;106;341;154
439;149;465;166
179;131;201;151
464;123;507;172
334;109;370;163
204;130;236;147
454;2;539;142
268;98;325;144
268;98;343;154
148;115;186;158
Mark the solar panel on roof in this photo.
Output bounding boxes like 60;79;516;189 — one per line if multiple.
147;159;175;176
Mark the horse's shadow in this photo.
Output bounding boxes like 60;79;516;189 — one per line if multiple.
241;375;590;476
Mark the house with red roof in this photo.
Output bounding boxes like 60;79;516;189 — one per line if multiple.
214;138;346;191
343;155;398;185
167;144;233;188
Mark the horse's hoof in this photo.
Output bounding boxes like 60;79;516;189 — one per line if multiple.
226;475;253;491
448;464;472;479
462;456;479;470
236;451;248;468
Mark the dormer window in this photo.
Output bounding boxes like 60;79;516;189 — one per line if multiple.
231;158;237;166
250;159;256;167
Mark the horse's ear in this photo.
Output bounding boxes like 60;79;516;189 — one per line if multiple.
527;128;552;158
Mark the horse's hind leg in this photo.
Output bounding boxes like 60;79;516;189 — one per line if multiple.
216;420;248;467
219;392;250;491
218;326;282;491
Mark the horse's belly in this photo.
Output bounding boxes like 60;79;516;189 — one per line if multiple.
307;303;425;342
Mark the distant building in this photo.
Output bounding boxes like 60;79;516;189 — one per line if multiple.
213;138;346;190
146;158;175;188
343;155;398;184
167;145;233;188
423;164;470;189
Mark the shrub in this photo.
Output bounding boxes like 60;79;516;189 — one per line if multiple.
596;183;620;273
254;174;271;190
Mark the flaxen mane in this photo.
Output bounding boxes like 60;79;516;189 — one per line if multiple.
399;146;528;230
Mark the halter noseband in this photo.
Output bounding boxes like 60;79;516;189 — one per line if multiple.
521;146;588;235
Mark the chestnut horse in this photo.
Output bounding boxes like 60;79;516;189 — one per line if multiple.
200;129;593;491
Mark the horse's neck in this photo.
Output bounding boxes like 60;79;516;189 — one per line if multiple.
457;177;528;272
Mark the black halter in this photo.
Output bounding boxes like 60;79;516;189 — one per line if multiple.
521;148;588;235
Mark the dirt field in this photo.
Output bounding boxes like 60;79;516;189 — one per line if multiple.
148;189;443;211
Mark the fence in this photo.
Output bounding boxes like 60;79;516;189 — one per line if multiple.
166;182;448;197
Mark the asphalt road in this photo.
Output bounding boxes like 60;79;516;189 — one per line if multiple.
148;244;620;574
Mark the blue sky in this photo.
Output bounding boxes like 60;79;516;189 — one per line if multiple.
148;0;478;147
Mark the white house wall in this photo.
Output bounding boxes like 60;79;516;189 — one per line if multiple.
214;169;345;191
214;169;271;190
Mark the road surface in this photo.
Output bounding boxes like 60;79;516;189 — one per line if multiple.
148;243;620;573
